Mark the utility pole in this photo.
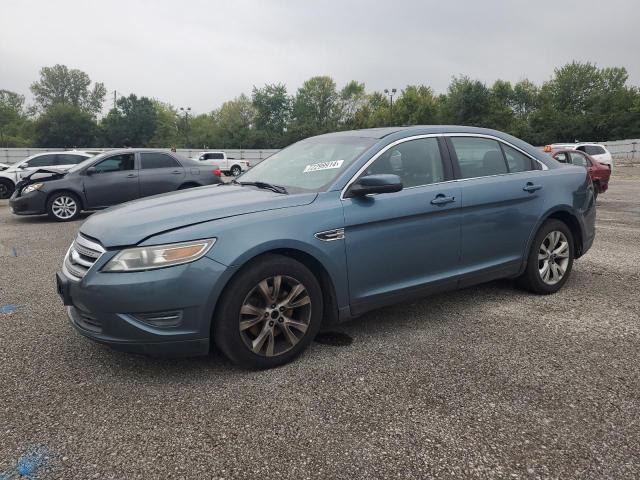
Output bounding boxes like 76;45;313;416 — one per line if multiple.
113;90;117;107
180;107;191;147
384;88;397;126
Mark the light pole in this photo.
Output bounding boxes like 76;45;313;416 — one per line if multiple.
179;107;191;147
384;88;397;126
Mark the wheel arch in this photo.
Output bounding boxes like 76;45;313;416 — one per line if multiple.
522;206;585;274
214;247;340;327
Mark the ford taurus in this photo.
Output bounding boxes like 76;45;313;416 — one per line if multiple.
56;126;596;368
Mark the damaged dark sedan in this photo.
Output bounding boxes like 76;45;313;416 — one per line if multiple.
9;149;223;221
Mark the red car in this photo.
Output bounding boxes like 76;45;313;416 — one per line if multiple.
551;149;610;199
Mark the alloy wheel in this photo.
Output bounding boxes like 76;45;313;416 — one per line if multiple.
51;196;77;220
231;166;241;176
538;231;570;285
239;275;312;357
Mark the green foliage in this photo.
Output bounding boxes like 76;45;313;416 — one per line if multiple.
4;61;640;149
31;64;106;116
34;104;97;147
100;94;157;147
0;90;34;147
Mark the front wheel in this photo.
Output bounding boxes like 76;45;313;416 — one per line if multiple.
213;255;323;369
0;179;15;199
230;165;242;177
47;192;81;222
517;219;574;294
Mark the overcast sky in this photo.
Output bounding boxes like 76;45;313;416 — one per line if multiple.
1;0;639;114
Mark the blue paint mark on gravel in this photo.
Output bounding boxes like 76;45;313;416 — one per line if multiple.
0;445;51;479
0;304;18;314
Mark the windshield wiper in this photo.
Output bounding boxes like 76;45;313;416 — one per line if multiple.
238;181;288;194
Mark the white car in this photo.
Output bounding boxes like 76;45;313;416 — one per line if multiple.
551;143;613;170
0;163;10;172
193;151;250;177
0;151;94;199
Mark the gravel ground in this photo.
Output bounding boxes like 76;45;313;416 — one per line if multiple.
0;167;639;479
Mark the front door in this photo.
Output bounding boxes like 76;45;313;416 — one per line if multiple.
83;153;139;208
341;136;461;314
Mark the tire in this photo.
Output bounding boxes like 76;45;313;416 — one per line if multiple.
213;254;323;369
46;192;81;222
517;219;574;295
0;179;15;199
230;165;242;177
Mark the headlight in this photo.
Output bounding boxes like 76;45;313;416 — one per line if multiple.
22;183;44;194
103;239;215;272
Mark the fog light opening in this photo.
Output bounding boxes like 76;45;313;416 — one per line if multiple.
133;311;183;328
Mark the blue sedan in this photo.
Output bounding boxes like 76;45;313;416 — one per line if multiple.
57;126;596;368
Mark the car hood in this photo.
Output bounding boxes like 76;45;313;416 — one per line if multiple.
80;185;318;247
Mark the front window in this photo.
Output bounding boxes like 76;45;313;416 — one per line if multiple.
93;154;135;173
23;154;57;168
238;136;376;193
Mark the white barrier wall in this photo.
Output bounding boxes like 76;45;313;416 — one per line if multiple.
0;148;279;165
1;140;638;165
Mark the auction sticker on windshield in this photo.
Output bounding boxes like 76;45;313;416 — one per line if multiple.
303;160;344;173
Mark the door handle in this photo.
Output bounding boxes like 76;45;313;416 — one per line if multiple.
126;173;137;178
431;194;456;206
171;170;182;174
523;182;542;193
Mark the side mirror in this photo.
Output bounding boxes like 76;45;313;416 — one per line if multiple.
86;166;97;175
347;174;402;197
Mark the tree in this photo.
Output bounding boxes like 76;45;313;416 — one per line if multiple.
290;76;340;140
148;101;180;147
393;85;440;126
252;83;291;147
34;104;97;147
101;94;157;146
0;90;33;147
189;112;221;149
216;94;256;148
31;64;106;116
440;76;492;126
338;81;367;129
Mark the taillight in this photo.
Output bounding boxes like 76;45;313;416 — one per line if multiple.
213;169;222;177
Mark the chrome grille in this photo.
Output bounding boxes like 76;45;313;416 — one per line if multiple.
63;234;105;281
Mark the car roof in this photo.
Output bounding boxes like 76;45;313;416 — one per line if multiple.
314;125;530;140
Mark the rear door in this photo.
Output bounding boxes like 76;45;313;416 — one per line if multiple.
342;136;461;313
83;153;139;208
446;136;547;282
138;152;185;197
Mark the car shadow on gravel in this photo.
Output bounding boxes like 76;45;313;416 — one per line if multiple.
8;212;93;224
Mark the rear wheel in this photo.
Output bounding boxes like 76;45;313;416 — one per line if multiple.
0;179;15;199
517;219;574;294
47;192;81;222
230;165;242;177
213;254;323;369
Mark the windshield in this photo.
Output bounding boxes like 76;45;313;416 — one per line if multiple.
238;136;376;193
68;152;108;172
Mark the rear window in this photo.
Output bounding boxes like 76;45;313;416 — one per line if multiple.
580;145;606;156
58;154;89;165
450;137;508;178
140;152;180;169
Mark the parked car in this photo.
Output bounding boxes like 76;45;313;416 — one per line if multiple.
10;149;222;221
548;143;613;170
193;151;250;176
552;149;610;199
56;126;595;368
0;151;95;199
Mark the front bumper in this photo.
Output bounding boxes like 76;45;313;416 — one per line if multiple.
57;254;235;357
9;190;47;215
